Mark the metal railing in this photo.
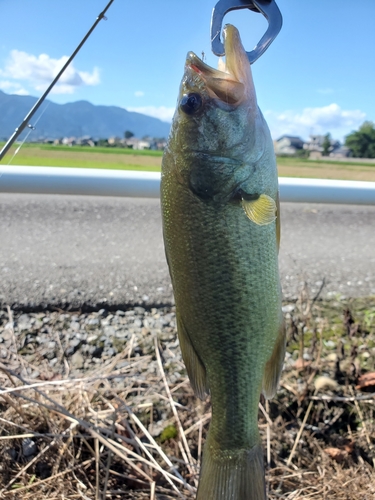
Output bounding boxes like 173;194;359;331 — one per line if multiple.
1;166;375;205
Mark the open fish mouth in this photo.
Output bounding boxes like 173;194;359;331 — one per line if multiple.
185;24;249;105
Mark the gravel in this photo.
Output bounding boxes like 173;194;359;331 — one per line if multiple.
0;306;180;378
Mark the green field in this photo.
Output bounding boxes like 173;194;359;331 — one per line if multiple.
1;143;375;181
0;142;163;171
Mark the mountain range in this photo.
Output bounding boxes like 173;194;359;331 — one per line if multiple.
0;90;172;140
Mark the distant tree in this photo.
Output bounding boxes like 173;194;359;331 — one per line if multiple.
322;133;331;156
345;121;375;158
294;148;309;159
124;130;134;139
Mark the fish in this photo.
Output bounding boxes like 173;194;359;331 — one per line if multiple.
160;24;285;500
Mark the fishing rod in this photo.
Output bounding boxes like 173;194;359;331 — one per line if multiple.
0;0;115;162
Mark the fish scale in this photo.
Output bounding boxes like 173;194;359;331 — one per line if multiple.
161;24;285;500
163;193;279;443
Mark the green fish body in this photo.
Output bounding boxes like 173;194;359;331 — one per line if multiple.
161;25;285;500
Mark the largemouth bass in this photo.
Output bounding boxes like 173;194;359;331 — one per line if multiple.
161;24;285;500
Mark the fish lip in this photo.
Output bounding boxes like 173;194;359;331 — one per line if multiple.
185;26;247;105
185;51;230;79
184;53;245;105
185;52;211;73
185;24;243;81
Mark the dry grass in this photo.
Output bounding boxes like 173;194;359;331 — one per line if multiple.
277;157;375;182
1;292;375;499
277;164;375;182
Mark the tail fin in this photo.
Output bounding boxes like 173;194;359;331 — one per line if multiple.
196;443;266;500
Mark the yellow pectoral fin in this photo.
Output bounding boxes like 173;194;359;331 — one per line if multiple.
241;194;277;226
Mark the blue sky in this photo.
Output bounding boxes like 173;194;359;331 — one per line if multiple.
0;0;374;141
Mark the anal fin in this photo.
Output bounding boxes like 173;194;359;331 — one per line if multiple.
262;318;286;399
177;313;209;400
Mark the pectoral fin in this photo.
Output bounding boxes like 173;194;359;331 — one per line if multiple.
176;313;209;400
262;318;286;399
241;194;277;226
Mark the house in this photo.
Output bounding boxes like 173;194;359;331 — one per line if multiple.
303;135;341;154
137;139;151;150
274;135;305;155
303;135;325;153
329;146;351;158
108;136;122;146
123;137;152;150
77;135;96;147
62;137;77;146
155;139;167;151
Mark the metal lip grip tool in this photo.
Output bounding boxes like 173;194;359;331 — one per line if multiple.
211;0;283;64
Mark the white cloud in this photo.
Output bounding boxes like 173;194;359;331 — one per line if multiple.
0;80;28;94
127;105;175;123
13;88;29;95
0;80;17;90
134;90;144;97
0;50;100;94
265;103;366;141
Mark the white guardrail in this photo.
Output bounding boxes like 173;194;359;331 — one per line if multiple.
1;165;375;205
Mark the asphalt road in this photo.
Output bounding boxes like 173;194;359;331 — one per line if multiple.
1;193;375;310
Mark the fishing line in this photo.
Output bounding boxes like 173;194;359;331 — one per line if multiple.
7;102;50;165
0;0;115;162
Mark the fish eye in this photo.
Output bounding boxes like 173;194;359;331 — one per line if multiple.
180;93;203;115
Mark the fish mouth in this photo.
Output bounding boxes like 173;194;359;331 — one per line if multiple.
185;25;249;105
